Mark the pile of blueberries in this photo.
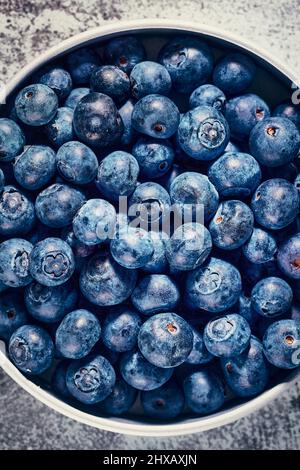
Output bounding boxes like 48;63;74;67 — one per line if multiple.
1;34;300;421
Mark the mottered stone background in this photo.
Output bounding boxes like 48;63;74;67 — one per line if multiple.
0;0;300;450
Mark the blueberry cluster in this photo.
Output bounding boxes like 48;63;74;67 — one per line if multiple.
1;34;300;421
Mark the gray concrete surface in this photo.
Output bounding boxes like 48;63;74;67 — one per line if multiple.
0;0;300;450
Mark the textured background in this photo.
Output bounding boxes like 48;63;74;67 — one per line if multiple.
0;0;300;450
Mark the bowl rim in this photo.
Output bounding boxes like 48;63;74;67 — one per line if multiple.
1;18;300;437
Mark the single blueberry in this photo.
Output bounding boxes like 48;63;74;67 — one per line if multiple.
15;84;58;126
132;137;174;180
208;152;261;198
277;233;300;279
73;199;116;245
120;350;173;391
158;36;214;94
166;222;212;271
263;319;300;369
177;106;230;160
66;47;99;85
130;61;172;99
204;313;251;357
138;312;193;368
9;324;54;375
132;94;180;139
0;238;33;287
236;294;259;328
189;84;226;112
273;100;300;131
209;200;254;250
0;118;25;161
251;276;293;317
24;279;77;323
39;67;72;101
131;274;180;315
102;307;142;353
90;65;130;104
225;93;270;141
141;380;185;420
213;53;256;95
0;186;35;236
56;141;98;185
0;290;29;341
221;335;269;397
55;309;101;359
51;361;71;398
104;35;146;74
251;178;299;230
129;182;171;227
142;230;169;274
66;354;116;404
80;252;137;306
185;327;213;365
242;228;277;264
110;227;154;269
64;87;90;109
185;257;242;313
14;145;56;190
100;377;137;416
73;92;124;148
95;151;139;201
29;237;75;287
183;370;225;414
44;107;74;148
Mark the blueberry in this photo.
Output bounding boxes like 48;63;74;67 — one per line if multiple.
177;106;230;160
189;84;226;111
100;377;137;416
129;182;171;227
156;163;182;193
13;145;56;190
73;92;124;148
73;199;116;246
102;307;142;353
132;94;180;139
0;290;29;341
273;100;300;131
225;93;270;141
263;319;300;369
132;137;174;180
80;252;137;306
9;324;54;375
120;350;173;391
213;53;256;95
185;327;213;365
249;117;300;167
15;84;58;126
158;36;214;94
35;183;85;228
142;230;169;274
138;312;193;368
130;61;172;99
186;257;242;313
277;233;300;279
221;335;269;397
0;186;35;236
111;227;154;269
0;118;25;161
208;152;261;198
170;172;219;222
44;107;74;147
251;178;298;230
183;370;225;414
90;65;130;104
39;67;72;101
0;238;32;287
56;141;98;185
64;87;90;109
251;276;293;318
209;200;254;250
141;380;184;419
29;237;75;287
55;309;101;359
166;222;212;270
66;354;116;404
66;47;99;85
24;279;77;323
131;274;180;315
104;35;146;74
51;361;71;398
61;226;97;260
204;313;251;357
118;99;136;146
242;228;277;264
96;151;139;201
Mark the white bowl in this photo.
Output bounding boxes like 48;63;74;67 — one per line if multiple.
1;19;299;437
